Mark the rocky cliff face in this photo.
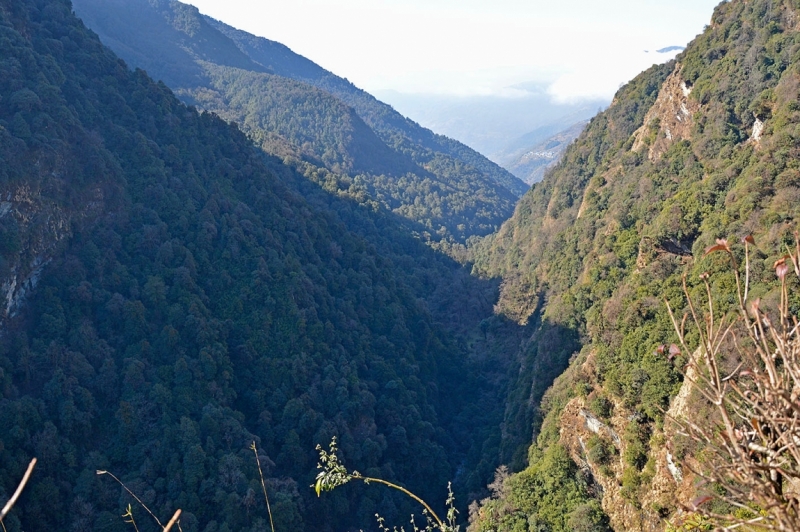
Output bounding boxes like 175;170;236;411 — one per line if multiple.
0;188;115;335
0;1;122;332
0;155;109;331
1;185;65;323
557;354;703;531
631;66;701;161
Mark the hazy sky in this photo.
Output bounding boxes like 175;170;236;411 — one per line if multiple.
183;0;722;102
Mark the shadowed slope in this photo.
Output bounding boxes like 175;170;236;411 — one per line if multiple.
72;0;525;242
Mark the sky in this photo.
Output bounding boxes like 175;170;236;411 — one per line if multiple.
183;0;722;103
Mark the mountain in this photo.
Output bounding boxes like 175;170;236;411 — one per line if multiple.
468;0;800;529
71;0;527;243
373;88;606;167
9;0;790;530
0;1;529;530
501;120;589;185
203;17;529;199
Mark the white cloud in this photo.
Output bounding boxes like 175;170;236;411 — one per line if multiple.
185;0;718;100
547;48;684;103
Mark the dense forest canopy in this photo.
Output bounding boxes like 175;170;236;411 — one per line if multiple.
71;0;527;244
5;0;800;530
0;0;533;530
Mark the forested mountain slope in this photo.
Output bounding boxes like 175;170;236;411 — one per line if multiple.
470;0;800;529
0;0;525;530
205;17;529;199
71;0;526;243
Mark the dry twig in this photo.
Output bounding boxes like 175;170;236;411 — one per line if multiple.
251;441;276;532
665;235;800;530
0;458;37;523
97;469;182;531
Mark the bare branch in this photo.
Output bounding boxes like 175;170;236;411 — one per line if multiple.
666;233;800;530
251;441;276;532
163;510;181;532
0;458;37;522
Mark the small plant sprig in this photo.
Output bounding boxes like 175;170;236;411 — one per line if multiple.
313;437;459;532
121;504;141;532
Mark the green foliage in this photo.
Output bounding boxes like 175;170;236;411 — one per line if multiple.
469;0;800;528
0;2;519;531
620;466;642;503
585;435;615;467
665;513;713;531
622;420;650;471
567;500;611;532
72;0;526;243
469;444;611;532
314;437;460;532
314;437;352;496
587;394;613;420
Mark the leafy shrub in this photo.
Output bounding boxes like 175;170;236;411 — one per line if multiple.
588;395;613;419
585;435;615;466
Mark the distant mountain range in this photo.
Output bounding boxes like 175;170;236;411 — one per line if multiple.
375;88;607;166
502;120;589;185
72;0;527;243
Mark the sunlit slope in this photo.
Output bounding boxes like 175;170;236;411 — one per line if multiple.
207;17;529;199
470;0;800;529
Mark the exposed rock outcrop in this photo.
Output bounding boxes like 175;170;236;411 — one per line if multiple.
0;179;106;331
556;352;705;531
632;66;701;161
0;184;71;327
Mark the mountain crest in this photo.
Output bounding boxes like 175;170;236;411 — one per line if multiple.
73;0;527;242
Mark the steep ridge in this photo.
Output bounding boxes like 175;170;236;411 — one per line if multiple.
71;0;526;243
71;0;266;89
470;0;800;529
206;17;530;199
0;1;524;531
